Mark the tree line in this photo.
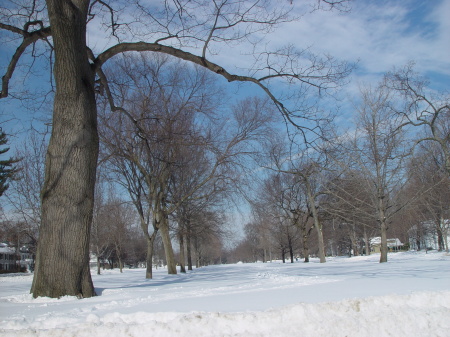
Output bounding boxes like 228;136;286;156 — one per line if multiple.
235;65;449;263
2;59;449;276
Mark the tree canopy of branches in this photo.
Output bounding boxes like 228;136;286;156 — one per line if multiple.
1;0;351;298
100;54;274;277
404;145;450;252
385;63;450;176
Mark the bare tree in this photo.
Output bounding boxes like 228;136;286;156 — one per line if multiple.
104;196;136;272
5;130;46;252
91;172;117;275
172;180;229;272
262;132;334;263
101;127;159;278
190;208;229;268
342;82;409;263
405;145;450;252
255;173;303;263
324;168;380;256
1;0;351;298
385;63;450;175
100;54;274;276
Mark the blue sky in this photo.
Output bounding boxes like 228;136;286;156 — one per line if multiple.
1;0;449;148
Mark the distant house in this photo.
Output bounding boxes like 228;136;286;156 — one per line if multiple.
370;237;404;253
18;246;34;271
0;243;18;272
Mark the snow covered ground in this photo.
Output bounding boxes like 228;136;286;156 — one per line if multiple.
1;251;449;336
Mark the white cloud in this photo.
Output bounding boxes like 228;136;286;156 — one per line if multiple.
264;0;450;84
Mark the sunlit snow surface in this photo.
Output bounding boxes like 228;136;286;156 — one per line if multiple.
1;251;449;336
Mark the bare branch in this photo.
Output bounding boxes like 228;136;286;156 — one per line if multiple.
1;25;51;98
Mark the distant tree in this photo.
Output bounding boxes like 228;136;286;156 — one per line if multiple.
190;208;229;268
325;171;378;256
0;129;19;198
5;130;46;253
256;173;303;263
385;64;450;176
405;145;450;252
346;82;409;263
241;222;265;263
263;134;333;263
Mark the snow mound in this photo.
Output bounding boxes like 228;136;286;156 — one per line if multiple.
1;291;449;337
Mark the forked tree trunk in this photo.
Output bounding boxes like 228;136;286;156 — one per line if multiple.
145;232;158;279
301;225;310;263
31;0;98;299
159;215;177;274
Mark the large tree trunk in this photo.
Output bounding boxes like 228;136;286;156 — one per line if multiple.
31;0;98;299
159;215;177;274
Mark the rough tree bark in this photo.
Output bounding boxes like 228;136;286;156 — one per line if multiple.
31;0;98;298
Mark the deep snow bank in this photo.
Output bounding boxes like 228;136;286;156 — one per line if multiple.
2;291;449;337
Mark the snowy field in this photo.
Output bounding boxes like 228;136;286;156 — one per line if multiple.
1;251;449;337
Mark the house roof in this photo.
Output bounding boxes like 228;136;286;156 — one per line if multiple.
370;237;403;247
0;246;16;254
